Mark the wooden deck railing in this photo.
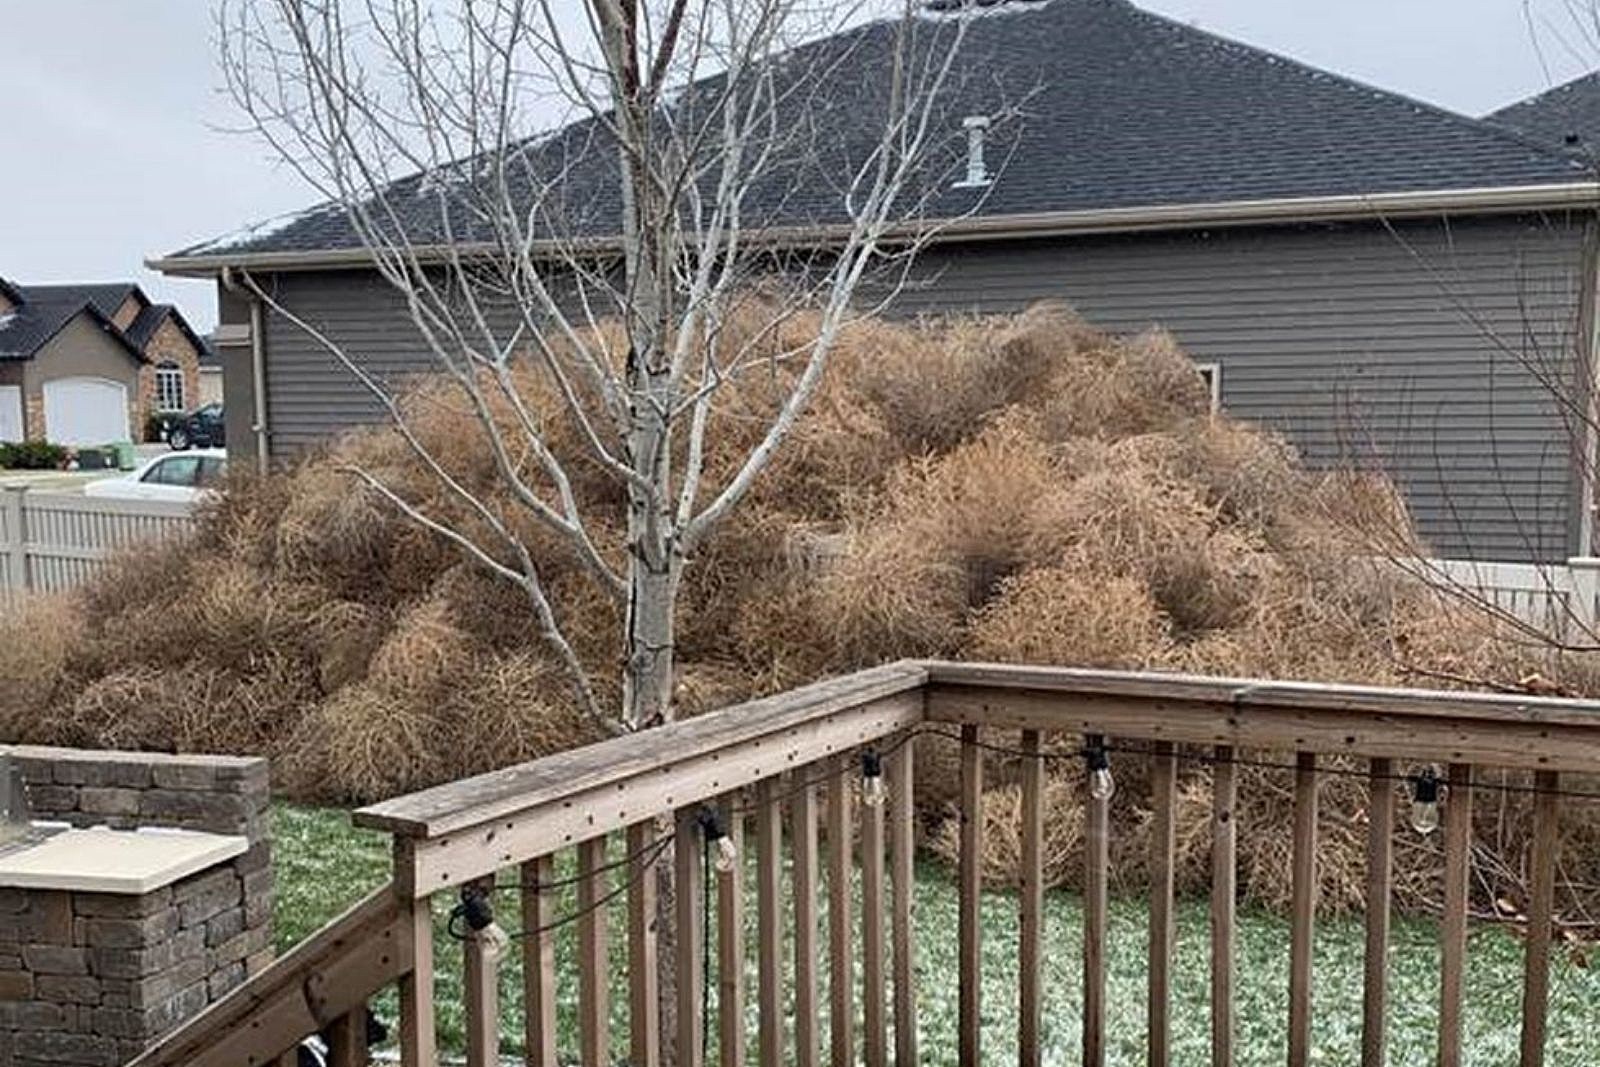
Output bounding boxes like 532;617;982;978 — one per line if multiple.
128;659;1600;1067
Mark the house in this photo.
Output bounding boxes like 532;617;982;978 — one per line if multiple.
0;279;210;446
153;0;1600;564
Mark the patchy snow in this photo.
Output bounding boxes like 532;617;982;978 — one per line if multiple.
180;203;338;256
0;313;16;331
917;0;1051;21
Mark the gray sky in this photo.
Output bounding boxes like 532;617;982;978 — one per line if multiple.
0;1;1593;332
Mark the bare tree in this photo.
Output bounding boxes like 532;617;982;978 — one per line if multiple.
218;0;984;734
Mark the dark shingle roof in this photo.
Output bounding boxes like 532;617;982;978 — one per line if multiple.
1489;71;1600;159
168;0;1587;262
19;283;140;323
125;302;210;360
125;304;166;349
0;285;145;363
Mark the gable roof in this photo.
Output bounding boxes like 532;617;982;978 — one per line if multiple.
0;282;207;365
0;286;146;363
156;0;1591;272
1489;71;1600;158
20;283;142;324
124;301;209;359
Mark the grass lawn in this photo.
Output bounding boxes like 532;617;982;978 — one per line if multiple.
273;805;1600;1065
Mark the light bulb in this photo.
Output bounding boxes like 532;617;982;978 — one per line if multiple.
1410;769;1441;835
698;806;738;873
1086;742;1115;802
714;834;739;874
479;921;510;961
861;749;886;808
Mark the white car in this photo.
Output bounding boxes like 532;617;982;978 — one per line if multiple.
84;449;227;503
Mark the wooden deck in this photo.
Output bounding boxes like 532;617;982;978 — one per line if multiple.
129;660;1600;1067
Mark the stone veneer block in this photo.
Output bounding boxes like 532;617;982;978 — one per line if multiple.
0;746;273;1067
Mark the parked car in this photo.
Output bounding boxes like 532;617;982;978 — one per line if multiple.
84;449;226;503
168;404;225;450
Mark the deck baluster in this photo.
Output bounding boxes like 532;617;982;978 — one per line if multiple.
830;755;857;1067
1019;730;1045;1067
889;735;919;1067
1520;771;1560;1067
578;838;610;1067
1211;746;1237;1067
676;809;707;1067
1438;764;1473;1067
794;779;822;1067
628;823;662;1067
1288;753;1319;1067
959;724;984;1067
863;749;889;1067
1148;741;1178;1067
1083;734;1110;1067
757;778;785;1067
1362;759;1395;1067
521;855;557;1067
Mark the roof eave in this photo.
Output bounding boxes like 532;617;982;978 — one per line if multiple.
149;180;1600;278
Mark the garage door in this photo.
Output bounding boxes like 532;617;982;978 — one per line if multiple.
42;377;130;446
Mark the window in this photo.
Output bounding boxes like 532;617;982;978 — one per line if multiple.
1195;363;1222;414
196;457;227;488
142;455;201;487
154;362;185;413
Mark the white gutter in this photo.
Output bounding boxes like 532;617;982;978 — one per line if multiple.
148;182;1600;278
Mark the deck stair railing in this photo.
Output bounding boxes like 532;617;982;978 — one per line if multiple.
128;659;1600;1067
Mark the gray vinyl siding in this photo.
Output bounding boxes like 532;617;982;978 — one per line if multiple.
897;214;1592;563
248;213;1593;563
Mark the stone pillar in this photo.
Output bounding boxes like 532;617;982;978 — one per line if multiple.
0;747;274;1066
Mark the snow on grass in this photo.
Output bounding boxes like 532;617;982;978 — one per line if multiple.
273;804;1600;1064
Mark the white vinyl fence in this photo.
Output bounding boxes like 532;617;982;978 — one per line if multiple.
1416;556;1600;644
0;488;196;606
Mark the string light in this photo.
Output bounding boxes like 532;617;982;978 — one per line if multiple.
697;806;739;873
450;885;510;961
1085;736;1115;801
1410;767;1443;836
861;748;886;808
442;723;1600;949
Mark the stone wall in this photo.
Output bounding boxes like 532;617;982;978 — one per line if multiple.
0;747;274;1067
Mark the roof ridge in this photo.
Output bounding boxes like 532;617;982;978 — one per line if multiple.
1489;69;1600;120
1121;2;1589;176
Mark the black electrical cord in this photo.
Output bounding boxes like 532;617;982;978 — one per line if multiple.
912;725;1600;803
444;716;1600;946
444;832;677;942
728;726;921;816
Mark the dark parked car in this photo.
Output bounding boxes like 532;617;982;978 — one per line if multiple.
168;404;225;450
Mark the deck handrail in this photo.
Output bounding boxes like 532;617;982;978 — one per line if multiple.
355;660;928;895
127;661;1600;1067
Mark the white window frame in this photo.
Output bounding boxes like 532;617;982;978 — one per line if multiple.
1194;362;1222;414
154;362;185;413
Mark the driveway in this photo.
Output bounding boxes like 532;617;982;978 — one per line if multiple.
0;444;171;492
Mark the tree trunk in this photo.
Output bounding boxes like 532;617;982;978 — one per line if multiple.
624;542;678;729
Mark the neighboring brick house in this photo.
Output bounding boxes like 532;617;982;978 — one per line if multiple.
0;279;209;446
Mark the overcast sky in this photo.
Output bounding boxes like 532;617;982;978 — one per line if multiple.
1;1;1595;332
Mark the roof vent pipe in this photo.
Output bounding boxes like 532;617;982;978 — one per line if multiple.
955;115;992;188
